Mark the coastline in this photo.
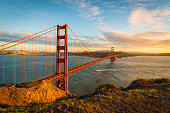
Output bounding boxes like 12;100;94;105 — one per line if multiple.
0;78;169;112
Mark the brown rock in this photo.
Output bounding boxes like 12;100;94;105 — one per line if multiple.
0;80;68;106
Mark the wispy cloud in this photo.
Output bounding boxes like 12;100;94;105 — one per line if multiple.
97;36;109;41
78;35;96;41
108;0;153;14
124;0;153;9
128;6;170;31
52;0;104;24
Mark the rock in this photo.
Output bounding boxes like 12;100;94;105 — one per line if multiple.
0;80;68;106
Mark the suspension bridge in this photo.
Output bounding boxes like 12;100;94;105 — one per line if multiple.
0;24;115;93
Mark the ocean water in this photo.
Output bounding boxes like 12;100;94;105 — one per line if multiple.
0;55;96;84
0;55;170;96
68;56;170;96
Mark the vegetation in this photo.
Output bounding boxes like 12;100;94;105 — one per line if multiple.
0;78;169;112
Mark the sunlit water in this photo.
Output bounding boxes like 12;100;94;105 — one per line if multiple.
0;56;170;96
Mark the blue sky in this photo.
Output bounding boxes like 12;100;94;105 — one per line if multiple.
0;0;170;53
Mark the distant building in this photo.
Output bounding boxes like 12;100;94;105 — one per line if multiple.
12;50;26;55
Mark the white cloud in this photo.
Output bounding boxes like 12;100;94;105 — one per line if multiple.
128;6;170;31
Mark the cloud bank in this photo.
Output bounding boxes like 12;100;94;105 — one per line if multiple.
0;29;23;42
98;30;170;50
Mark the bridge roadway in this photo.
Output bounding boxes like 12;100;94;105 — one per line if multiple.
34;56;114;83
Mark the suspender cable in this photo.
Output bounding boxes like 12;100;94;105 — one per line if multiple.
29;47;30;82
24;45;26;82
22;44;23;83
39;36;41;79
13;47;14;83
15;46;16;84
50;31;51;74
45;35;47;76
32;40;34;80
35;38;37;79
3;46;4;84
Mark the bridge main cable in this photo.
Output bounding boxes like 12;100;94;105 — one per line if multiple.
0;25;57;51
61;29;99;58
0;27;57;51
68;26;100;58
68;34;99;58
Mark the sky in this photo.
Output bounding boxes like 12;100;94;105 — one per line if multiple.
0;0;170;53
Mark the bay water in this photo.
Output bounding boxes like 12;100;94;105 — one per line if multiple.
0;55;170;96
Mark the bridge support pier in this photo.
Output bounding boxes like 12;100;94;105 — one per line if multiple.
56;24;69;94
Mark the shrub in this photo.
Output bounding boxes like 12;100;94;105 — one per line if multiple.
126;78;170;90
126;79;154;90
153;78;170;84
95;84;121;94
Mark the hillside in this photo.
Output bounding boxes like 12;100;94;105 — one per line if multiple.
0;78;169;112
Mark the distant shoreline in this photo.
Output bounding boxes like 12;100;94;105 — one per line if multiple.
1;51;170;57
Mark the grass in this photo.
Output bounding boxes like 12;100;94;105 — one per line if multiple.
0;78;169;113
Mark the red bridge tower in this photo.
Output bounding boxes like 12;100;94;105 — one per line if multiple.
56;24;69;93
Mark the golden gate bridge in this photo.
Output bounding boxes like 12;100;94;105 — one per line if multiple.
0;24;115;93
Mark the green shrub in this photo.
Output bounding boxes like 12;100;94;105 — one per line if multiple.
95;84;121;94
153;78;170;84
126;78;170;90
126;79;154;90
